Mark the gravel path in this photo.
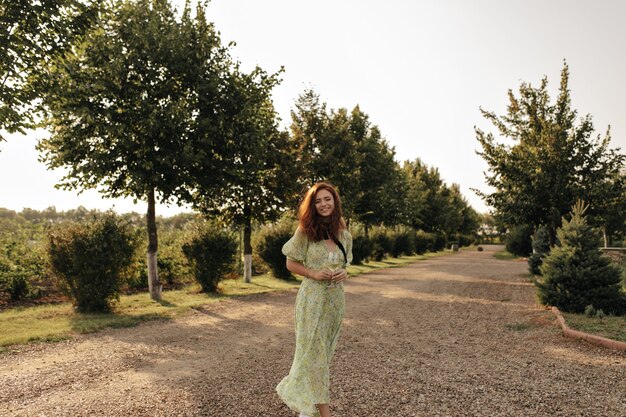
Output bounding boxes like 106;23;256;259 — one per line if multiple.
1;246;624;417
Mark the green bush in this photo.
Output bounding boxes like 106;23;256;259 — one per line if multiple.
0;257;31;300
528;225;551;275
414;231;434;254
351;235;372;265
156;256;179;286
391;230;415;257
47;212;140;313
256;225;294;280
0;240;48;301
182;224;238;292
456;234;476;247
4;271;30;300
505;224;533;257
127;263;148;291
432;234;447;252
372;232;393;261
537;202;626;315
0;265;31;300
127;255;183;292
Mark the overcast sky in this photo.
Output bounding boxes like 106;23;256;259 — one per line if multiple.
1;0;625;216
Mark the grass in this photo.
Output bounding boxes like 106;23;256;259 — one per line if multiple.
493;250;521;260
347;251;448;276
0;252;445;349
561;312;626;342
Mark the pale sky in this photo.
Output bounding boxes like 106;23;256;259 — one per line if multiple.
1;0;625;216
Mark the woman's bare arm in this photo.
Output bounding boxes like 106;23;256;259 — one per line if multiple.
286;259;333;282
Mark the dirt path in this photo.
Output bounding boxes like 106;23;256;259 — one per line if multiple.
1;247;624;417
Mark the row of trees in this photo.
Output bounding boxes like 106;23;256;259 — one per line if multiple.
289;90;479;237
2;0;479;305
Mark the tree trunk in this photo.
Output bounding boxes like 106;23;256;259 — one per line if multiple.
147;188;161;300
243;206;253;283
364;223;369;239
602;226;608;248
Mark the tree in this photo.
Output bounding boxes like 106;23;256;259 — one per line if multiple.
352;112;406;234
190;65;298;282
448;183;480;238
402;159;448;233
475;62;625;240
290;92;404;229
537;201;625;315
289;89;329;187
37;0;233;300
289;90;362;219
0;0;98;141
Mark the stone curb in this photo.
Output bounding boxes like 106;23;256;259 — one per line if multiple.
550;306;626;352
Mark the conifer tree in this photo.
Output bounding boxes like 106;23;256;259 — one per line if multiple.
537;201;626;314
528;225;550;275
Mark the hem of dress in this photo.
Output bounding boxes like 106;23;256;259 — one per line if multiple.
276;385;322;417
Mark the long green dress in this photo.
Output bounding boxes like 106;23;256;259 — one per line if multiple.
276;227;353;417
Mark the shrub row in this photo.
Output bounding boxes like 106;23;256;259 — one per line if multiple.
45;215;240;312
255;225;452;278
4;213;464;313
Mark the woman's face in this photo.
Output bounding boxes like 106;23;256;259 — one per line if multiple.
314;189;335;218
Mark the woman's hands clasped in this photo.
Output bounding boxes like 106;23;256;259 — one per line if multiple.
310;268;347;284
328;268;347;284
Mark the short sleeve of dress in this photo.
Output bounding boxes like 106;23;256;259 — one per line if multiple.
344;230;353;266
282;228;309;263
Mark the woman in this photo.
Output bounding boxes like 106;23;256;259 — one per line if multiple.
276;182;353;417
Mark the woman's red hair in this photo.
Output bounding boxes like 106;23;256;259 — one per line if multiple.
298;182;346;242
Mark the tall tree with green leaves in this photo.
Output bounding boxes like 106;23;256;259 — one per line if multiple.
351;110;406;234
290;91;407;228
475;62;625;240
190;65;298;282
0;0;98;141
402;159;450;233
289;90;363;219
37;0;233;300
446;183;480;238
289;89;329;187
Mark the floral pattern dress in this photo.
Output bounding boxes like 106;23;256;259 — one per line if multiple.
276;227;353;417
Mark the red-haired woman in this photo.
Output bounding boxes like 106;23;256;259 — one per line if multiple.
276;182;353;417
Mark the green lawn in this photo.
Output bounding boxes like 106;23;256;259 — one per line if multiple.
0;252;444;350
562;312;626;343
494;253;626;344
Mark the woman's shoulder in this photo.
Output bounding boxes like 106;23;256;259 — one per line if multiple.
293;226;311;240
341;228;353;240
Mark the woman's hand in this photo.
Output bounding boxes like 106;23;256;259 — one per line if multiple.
330;268;348;284
310;268;333;282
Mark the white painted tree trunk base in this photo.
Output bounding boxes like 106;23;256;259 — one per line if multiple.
243;254;252;283
147;251;161;300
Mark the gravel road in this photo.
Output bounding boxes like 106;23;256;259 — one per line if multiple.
1;246;624;417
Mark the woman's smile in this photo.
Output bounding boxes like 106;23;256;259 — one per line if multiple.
314;189;335;217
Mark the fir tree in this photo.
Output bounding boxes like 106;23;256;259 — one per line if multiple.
528;225;551;275
537;201;626;314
